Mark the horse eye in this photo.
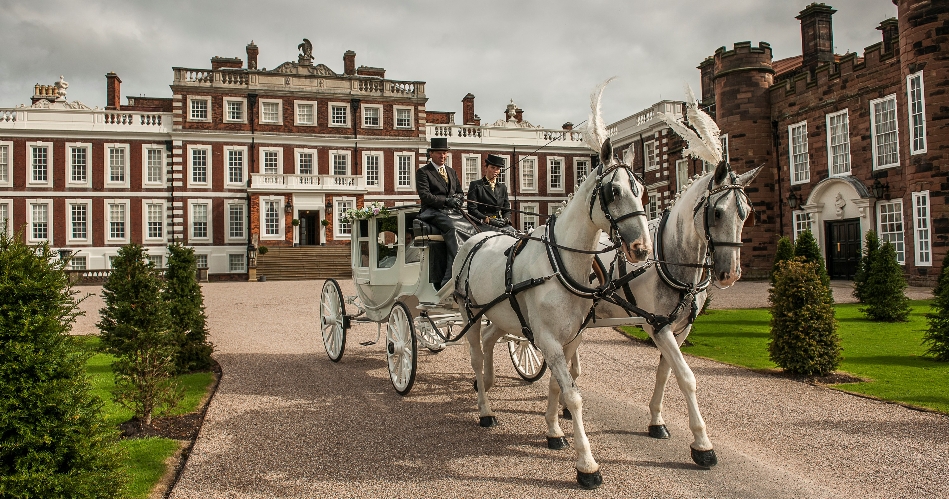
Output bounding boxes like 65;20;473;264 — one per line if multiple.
715;208;723;219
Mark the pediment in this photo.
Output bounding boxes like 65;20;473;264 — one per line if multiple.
271;62;338;77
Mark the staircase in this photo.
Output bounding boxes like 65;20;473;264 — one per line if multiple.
255;246;351;281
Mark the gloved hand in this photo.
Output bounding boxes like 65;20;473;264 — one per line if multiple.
444;196;459;209
489;218;507;228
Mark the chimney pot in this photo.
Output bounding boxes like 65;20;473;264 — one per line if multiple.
246;41;259;70
344;50;356;76
105;72;122;110
796;3;837;70
462;93;476;125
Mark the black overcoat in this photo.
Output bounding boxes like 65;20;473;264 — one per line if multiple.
466;177;511;223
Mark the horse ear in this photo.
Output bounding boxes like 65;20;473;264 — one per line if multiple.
713;160;728;184
738;165;764;186
600;138;613;166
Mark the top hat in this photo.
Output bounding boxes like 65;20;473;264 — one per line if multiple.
485;154;505;167
428;137;451;151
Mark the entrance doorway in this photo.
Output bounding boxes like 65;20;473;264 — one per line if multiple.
298;210;322;245
826;218;861;279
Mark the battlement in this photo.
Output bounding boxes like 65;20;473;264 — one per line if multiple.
715;41;773;59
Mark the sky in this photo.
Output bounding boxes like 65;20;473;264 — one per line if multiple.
0;0;899;127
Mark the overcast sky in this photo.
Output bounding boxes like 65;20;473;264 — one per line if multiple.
0;0;898;127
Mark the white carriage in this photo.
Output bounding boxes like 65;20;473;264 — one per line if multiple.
319;205;547;395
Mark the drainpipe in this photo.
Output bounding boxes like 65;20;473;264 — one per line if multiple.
350;98;360;176
248;93;257;275
772;120;785;236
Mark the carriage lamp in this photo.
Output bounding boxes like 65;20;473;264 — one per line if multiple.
786;191;800;210
871;178;889;200
325;201;333;214
285;199;293;213
247;243;258;268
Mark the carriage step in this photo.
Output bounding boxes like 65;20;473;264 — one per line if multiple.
359;341;377;346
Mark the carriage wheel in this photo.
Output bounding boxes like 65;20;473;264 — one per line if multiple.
508;338;547;382
386;302;418;395
320;278;347;362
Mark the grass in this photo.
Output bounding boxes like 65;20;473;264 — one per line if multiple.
75;335;215;499
621;299;949;414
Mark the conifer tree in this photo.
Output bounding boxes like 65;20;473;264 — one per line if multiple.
861;241;911;322
0;235;125;497
165;243;213;373
768;257;841;377
853;230;880;303
793;229;832;292
923;252;949;361
770;236;795;284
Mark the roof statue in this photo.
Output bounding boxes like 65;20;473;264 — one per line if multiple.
298;38;313;65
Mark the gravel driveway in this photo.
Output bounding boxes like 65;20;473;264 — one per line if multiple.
74;280;946;498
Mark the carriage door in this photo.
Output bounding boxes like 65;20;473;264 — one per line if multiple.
825;219;861;279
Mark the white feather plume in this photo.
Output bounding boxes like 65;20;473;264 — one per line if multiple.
658;84;722;166
581;77;616;152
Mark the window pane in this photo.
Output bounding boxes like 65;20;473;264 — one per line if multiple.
299;152;314;175
790;123;809;183
192;204;208;238
364;107;380;127
147;204;163;239
32;147;48;182
397;155;412;187
192;149;208;183
264;201;280;235
333;154;348;176
914;193;931;265
873;97;899;167
262;102;280;123
365;154;380;186
909;74;926;153
109;204;125;239
147;149;163;183
191;99;208;120
297;104;313;125
71;147;87;182
228;150;244;184
522;159;535;190
464;157;479;186
549;159;563;189
70;256;87;270
878;200;904;263
71;204;87;239
336;200;353;235
109;148;126;182
228;254;246;272
396;108;412;128
0;145;8;182
229;205;245;238
227;100;243;121
332;106;348;125
264;151;279;174
32;204;48;240
195;254;208;269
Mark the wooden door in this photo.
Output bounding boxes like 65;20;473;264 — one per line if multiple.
826;219;861;279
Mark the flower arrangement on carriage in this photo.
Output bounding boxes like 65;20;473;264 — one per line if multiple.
341;201;391;222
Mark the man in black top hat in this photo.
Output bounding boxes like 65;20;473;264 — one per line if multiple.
467;154;515;235
416;137;474;288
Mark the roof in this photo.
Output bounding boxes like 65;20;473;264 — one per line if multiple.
772;55;803;77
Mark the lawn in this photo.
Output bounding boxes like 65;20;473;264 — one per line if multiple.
75;335;215;499
622;300;949;414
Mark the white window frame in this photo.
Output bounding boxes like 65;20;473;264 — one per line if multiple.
188;145;212;188
294;100;317;126
547;156;565;193
362;150;383;191
260;196;285;241
825;110;852;177
142;145;165;188
69;255;87;271
361;104;383;129
793;211;813;240
260;147;283;175
913;191;932;267
223;97;247;123
0;141;12;187
644;140;659;172
870;94;900;170
520;202;539;232
224;145;248;187
328;102;351;127
646;191;661;220
334;197;356;239
66;199;92;245
105;199;130;244
393;105;414;129
188;199;212;243
907;71;927;155
0;199;12;237
145;252;164;269
104;143;130;188
259;99;283;125
27;199;53;244
462;153;481;188
143;199;167;244
519;155;538;193
573;157;590;188
187;95;211;122
226;201;246;242
720;134;729;165
228;253;246;273
675;159;689;192
27;142;53;187
788;121;810;185
295;148;318;176
65;142;92;188
395;152;415;191
194;253;209;270
877;199;905;264
330;150;351;176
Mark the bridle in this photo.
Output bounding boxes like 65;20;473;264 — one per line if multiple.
588;162;646;247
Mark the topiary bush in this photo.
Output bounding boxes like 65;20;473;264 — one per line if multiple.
793;230;832;300
923;252;949;361
768;257;841;377
770;236;795;285
0;234;126;498
860;241;910;322
853;230;880;303
165;243;213;373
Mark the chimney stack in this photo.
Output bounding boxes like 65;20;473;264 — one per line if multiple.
878;18;899;53
514;107;523;123
344;50;356;75
797;3;837;70
462;93;476;125
698;57;715;105
246;41;259;70
106;72;122;110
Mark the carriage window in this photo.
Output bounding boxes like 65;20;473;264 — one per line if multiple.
357;219;370;268
404;213;421;264
376;216;398;269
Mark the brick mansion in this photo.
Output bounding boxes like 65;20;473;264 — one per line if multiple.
1;0;945;284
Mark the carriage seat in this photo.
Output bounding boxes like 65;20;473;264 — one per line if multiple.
412;219;444;245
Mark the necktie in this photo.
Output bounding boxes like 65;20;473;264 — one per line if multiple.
439;167;448;183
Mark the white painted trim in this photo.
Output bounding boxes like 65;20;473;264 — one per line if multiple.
518;155;538;193
294;147;319;175
104;143;130;188
787;121;810;185
222;97;248;124
334;196;357;239
142;199;167;244
104;199;131;244
259;99;283;125
0;199;12;237
187;95;211;122
644;140;659;172
876;198;905;264
547;156;565;192
461;153;481;189
360;103;383;129
393;105;414;129
328;101;351;127
912;190;932;267
223;145;248;187
869;94;900;170
27;141;53;187
188;198;212;244
187;144;212;188
394;152;415;191
259;146;284;175
259;195;285;241
362;150;384;192
519;202;539;231
26;198;53;244
907;71;927;155
293;100;317;126
225;201;247;243
65;142;92;188
0;141;11;187
824;109;851;177
573;156;590;189
65;198;92;245
329;150;351;176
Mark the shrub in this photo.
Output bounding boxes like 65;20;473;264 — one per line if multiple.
0;234;126;497
853;230;880;303
923;252;949;361
793;229;832;299
768;257;841;377
165;243;213;373
860;242;910;322
98;244;181;428
770;236;795;285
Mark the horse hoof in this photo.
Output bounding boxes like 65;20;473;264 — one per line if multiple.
546;436;568;450
576;469;603;490
562;407;572;420
648;424;670;439
479;416;498;428
691;447;718;468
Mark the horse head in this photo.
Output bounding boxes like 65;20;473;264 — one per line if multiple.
699;161;762;287
592;138;652;263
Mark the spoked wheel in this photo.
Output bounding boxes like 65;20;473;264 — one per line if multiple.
386;301;418;395
320;278;347;362
508;338;547;382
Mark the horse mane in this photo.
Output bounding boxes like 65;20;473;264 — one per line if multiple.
670;171;709;209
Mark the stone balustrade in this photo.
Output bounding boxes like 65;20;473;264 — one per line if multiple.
0;108;172;132
250;173;366;192
173;68;424;97
607;100;684;139
426;124;586;147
